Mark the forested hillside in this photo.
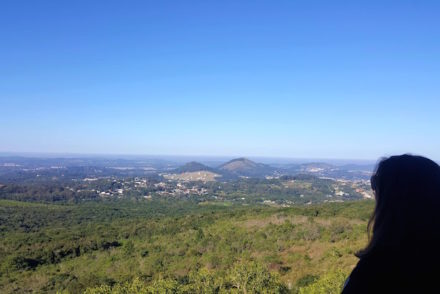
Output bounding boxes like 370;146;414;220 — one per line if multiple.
0;199;373;293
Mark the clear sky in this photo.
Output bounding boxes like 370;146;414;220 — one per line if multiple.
1;1;439;160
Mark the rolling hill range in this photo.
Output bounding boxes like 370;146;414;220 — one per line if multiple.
172;161;215;174
170;158;373;181
170;158;276;179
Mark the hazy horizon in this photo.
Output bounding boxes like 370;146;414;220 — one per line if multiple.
0;150;409;166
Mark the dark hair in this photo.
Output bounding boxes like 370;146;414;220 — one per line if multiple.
357;154;440;258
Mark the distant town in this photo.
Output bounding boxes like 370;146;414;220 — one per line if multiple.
0;155;373;205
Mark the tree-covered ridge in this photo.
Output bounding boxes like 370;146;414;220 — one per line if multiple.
0;200;372;293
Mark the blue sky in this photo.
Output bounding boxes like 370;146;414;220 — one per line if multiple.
1;1;439;160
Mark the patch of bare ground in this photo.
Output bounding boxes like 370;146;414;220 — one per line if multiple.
314;217;364;226
164;171;220;181
14;272;50;293
239;214;309;229
283;242;327;260
278;241;359;284
240;214;364;230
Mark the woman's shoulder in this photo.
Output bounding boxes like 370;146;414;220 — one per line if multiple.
342;252;389;293
342;249;438;293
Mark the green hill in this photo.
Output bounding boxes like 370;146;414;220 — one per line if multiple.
219;158;275;178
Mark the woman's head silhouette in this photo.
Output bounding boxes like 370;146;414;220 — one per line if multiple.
358;154;440;258
343;154;440;293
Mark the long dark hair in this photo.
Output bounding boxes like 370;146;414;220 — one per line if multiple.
357;154;440;258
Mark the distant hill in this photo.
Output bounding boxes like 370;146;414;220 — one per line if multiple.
170;159;372;181
280;162;372;180
299;162;335;172
172;161;215;174
219;158;275;178
282;162;334;173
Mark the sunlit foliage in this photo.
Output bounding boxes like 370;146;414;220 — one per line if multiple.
0;199;372;293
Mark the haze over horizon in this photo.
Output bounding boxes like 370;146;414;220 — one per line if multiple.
1;1;439;160
0;151;423;166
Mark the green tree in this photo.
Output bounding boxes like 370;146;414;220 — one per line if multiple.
298;271;347;294
227;261;288;293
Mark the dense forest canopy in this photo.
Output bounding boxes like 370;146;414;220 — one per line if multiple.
0;199;373;293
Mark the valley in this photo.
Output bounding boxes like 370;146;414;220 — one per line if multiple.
0;155;375;293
